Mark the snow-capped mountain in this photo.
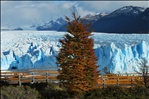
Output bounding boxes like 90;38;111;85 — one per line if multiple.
58;12;107;31
58;6;149;33
1;26;13;31
1;25;37;31
35;12;107;31
83;12;108;25
84;12;108;20
1;6;148;33
36;17;67;31
90;6;149;33
1;31;149;74
14;27;23;30
108;6;145;17
35;12;108;31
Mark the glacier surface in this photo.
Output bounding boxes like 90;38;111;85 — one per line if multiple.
1;31;149;74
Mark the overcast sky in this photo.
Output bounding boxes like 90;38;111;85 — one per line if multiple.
1;1;149;28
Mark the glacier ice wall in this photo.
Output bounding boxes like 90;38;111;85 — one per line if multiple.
1;31;63;70
95;41;149;73
1;31;149;74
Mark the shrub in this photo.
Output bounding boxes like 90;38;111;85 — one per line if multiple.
1;82;149;99
0;81;9;87
1;85;39;99
103;86;129;99
30;82;68;99
130;85;149;97
85;88;102;99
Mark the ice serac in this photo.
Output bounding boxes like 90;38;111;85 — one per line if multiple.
1;42;59;70
1;31;149;74
95;41;149;74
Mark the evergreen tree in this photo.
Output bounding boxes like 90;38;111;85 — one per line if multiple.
57;12;99;93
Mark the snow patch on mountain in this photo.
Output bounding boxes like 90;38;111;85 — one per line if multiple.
83;12;108;20
36;17;66;31
109;6;145;17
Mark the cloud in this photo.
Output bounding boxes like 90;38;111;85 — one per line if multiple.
77;1;148;13
1;1;77;27
1;1;149;28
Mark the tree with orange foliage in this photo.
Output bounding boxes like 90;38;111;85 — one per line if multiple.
57;11;99;93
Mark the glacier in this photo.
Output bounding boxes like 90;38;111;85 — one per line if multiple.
1;31;149;74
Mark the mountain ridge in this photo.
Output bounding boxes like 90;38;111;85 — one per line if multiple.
2;6;148;33
90;6;149;33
